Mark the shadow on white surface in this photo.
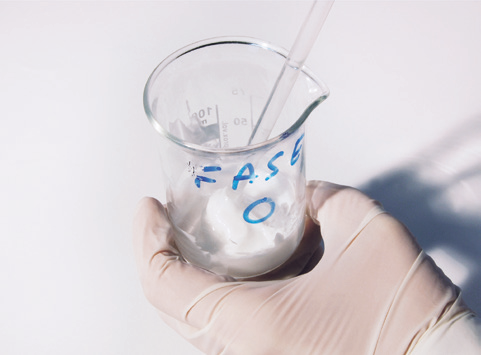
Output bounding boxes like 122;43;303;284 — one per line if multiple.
361;117;481;315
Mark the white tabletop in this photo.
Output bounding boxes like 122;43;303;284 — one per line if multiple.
2;1;480;354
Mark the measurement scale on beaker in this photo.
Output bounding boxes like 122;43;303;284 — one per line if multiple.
185;89;261;149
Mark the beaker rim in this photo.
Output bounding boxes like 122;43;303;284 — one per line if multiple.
143;36;330;154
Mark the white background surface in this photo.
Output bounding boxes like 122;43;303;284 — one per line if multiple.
1;1;480;354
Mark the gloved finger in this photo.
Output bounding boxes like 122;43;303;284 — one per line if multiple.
132;197;236;328
306;181;385;253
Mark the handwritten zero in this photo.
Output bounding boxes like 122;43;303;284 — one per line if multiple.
192;134;304;224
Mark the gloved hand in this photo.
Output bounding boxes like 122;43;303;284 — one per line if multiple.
133;181;480;354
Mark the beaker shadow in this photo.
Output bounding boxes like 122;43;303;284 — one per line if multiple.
360;117;481;316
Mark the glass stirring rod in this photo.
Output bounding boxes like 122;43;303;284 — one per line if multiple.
248;0;335;145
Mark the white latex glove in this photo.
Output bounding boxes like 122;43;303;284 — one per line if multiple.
133;181;480;354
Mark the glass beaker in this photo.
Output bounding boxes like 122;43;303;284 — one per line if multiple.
144;37;329;278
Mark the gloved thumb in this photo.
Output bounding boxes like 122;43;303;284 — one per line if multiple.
132;197;235;328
